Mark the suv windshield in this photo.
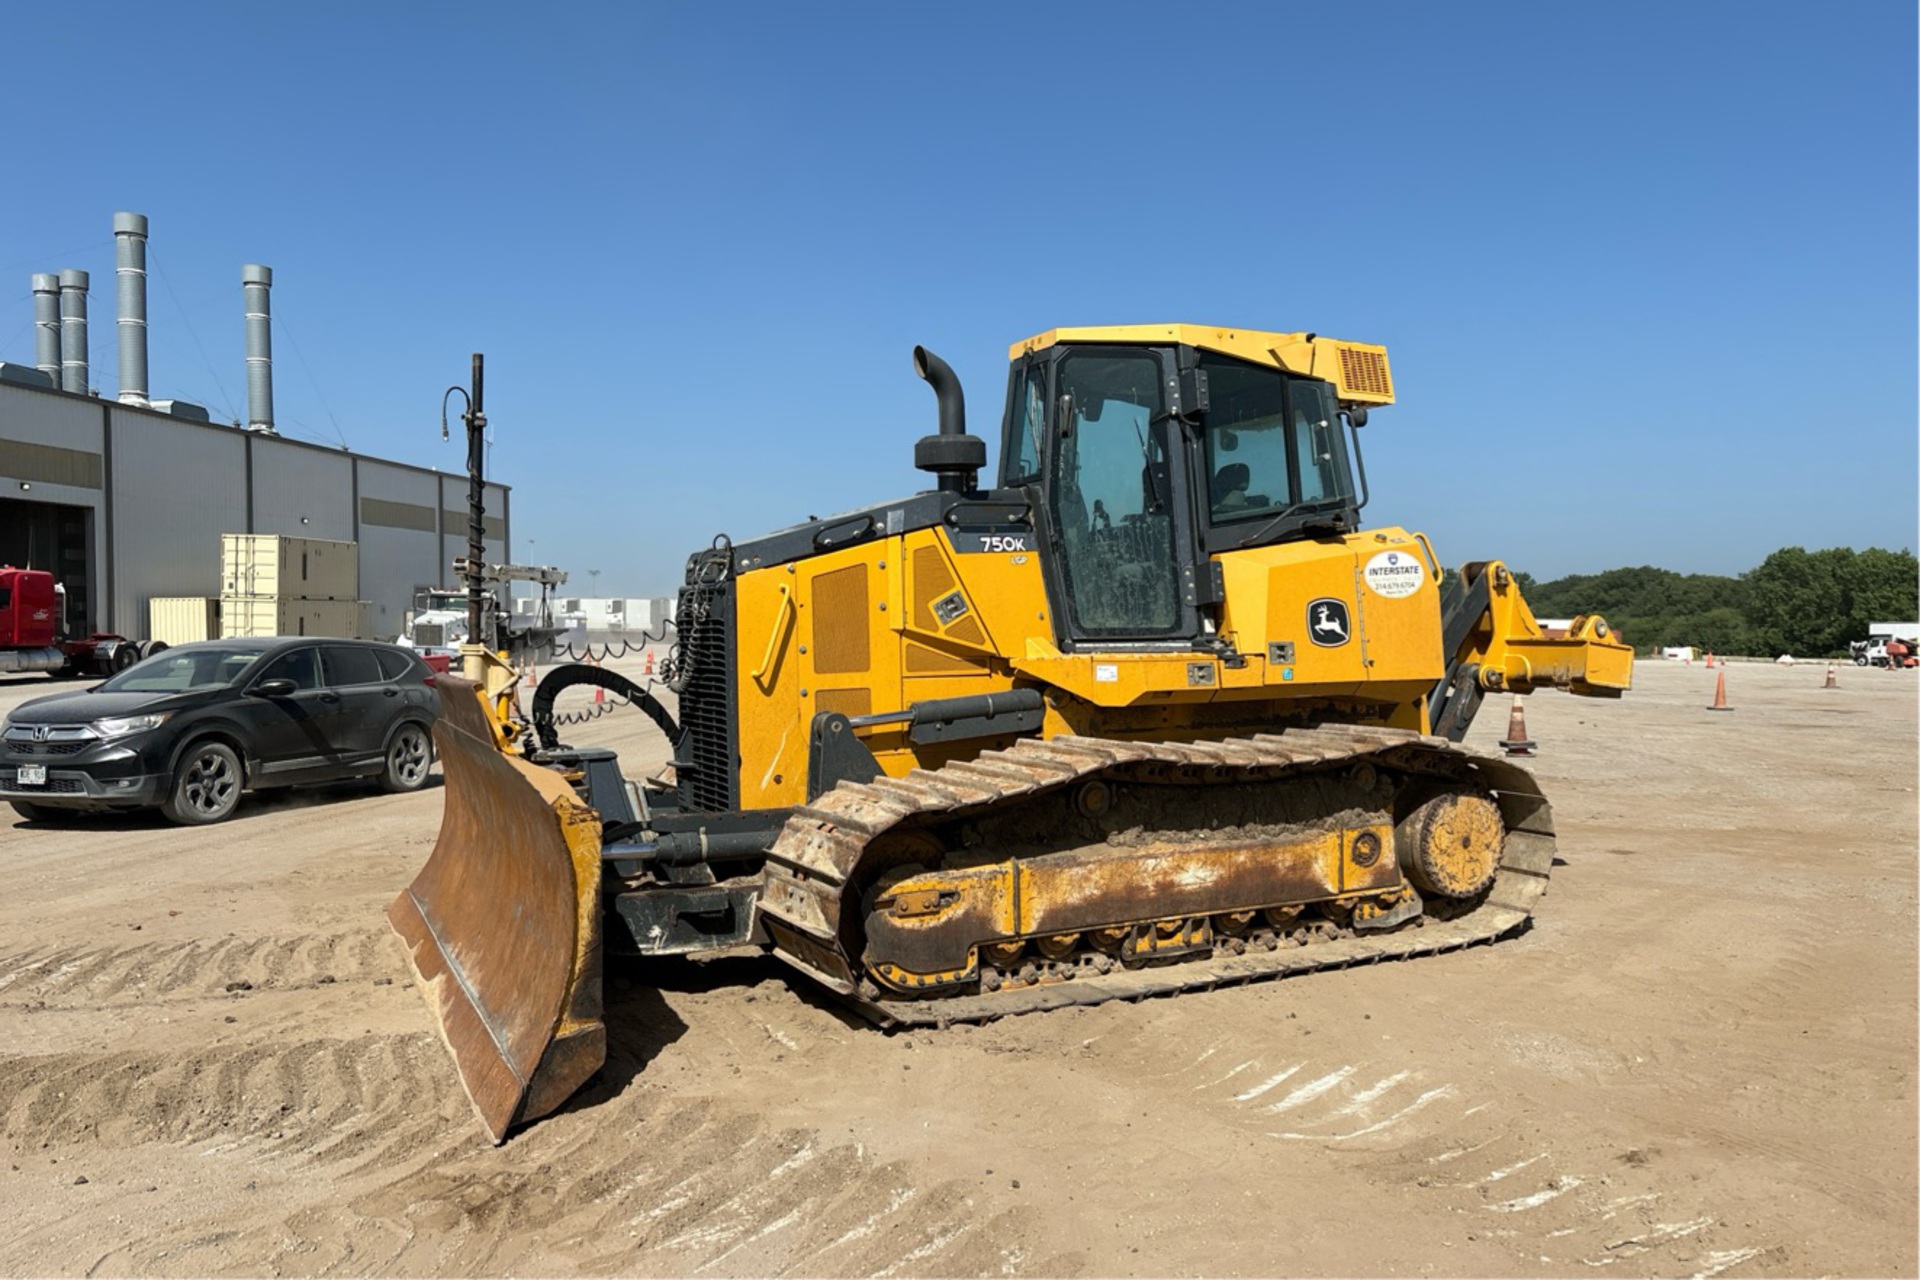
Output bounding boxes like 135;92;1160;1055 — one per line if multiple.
1200;360;1353;528
99;646;265;693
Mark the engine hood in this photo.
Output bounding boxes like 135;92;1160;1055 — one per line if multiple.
5;688;217;727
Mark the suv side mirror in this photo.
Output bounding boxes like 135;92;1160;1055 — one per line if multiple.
248;678;297;698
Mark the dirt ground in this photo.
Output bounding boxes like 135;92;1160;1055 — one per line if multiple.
0;655;1913;1279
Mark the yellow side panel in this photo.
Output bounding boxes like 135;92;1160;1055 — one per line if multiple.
735;526;1052;810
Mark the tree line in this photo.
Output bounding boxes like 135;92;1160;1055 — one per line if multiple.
1516;546;1918;658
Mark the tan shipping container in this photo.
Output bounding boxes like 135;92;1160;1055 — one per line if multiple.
220;534;359;601
219;596;368;639
147;597;223;646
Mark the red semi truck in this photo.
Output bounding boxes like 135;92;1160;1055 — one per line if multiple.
0;566;152;678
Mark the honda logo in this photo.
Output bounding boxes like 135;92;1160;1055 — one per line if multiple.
31;726;49;741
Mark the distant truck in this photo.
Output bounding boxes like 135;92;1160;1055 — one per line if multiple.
1850;622;1920;668
397;562;575;670
0;565;154;678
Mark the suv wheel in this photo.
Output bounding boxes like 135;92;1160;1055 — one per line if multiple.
380;722;433;793
163;741;244;824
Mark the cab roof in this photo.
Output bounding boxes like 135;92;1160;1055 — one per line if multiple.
1009;324;1394;406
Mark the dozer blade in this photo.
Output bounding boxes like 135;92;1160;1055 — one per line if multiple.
389;676;606;1143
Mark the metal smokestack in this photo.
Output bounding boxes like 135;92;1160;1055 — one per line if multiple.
58;269;89;394
31;274;61;384
242;263;274;433
113;212;150;405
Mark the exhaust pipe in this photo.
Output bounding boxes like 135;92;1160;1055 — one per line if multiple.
32;274;61;386
242;264;275;433
58;269;89;394
911;345;985;494
114;212;150;405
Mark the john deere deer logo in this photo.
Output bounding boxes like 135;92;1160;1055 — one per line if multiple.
1307;598;1351;647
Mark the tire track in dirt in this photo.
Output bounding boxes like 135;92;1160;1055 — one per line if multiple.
1085;1017;1773;1277
0;928;393;1007
0;1032;453;1164
54;1093;1068;1277
4;1027;1073;1277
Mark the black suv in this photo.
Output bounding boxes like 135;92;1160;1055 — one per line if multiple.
2;637;441;825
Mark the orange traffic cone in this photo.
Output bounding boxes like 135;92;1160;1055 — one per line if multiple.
1705;652;1715;669
1708;669;1733;711
645;648;655;676
1824;664;1838;689
1499;696;1536;756
594;683;604;705
525;663;537;688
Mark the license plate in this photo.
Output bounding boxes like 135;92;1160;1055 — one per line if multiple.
15;765;46;786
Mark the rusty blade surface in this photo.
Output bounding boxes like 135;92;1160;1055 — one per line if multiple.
388;678;606;1143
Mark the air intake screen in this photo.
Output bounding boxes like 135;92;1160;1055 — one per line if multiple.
1338;346;1393;400
911;546;958;631
811;565;871;674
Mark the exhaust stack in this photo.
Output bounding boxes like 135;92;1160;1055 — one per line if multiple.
32;274;61;385
58;269;89;394
911;345;985;495
114;212;150;405
242;264;275;434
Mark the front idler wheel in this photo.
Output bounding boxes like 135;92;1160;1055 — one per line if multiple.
1396;787;1504;900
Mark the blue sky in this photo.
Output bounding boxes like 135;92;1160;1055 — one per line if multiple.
2;1;1913;595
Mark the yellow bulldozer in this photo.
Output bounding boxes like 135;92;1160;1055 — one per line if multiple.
392;324;1634;1142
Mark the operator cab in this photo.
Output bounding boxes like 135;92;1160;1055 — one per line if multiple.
998;326;1383;647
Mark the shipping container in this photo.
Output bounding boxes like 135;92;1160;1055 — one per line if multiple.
220;534;358;601
219;596;367;639
148;597;222;645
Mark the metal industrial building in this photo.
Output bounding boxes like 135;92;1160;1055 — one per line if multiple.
0;213;509;641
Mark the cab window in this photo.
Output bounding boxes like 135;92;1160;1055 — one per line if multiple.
1003;360;1047;483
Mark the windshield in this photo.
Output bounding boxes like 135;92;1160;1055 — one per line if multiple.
1200;360;1354;526
99;646;265;693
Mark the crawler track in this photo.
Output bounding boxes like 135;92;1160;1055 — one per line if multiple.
757;725;1555;1028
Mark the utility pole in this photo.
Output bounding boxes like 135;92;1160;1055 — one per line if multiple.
443;354;488;682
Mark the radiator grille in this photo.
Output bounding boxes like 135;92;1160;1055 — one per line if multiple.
674;577;739;814
5;741;88;757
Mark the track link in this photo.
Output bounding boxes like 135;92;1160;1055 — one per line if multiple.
757;725;1555;1028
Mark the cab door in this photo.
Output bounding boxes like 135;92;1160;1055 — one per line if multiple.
1045;346;1200;644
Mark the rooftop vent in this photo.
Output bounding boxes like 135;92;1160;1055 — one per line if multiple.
150;398;211;423
0;362;57;390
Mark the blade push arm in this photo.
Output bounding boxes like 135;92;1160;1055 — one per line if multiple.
1428;561;1634;740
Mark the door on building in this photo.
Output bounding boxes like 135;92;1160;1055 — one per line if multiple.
0;498;94;634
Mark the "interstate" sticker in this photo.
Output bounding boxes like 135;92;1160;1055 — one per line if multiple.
1363;549;1425;598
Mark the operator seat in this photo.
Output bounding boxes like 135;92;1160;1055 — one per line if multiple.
1211;462;1252;513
